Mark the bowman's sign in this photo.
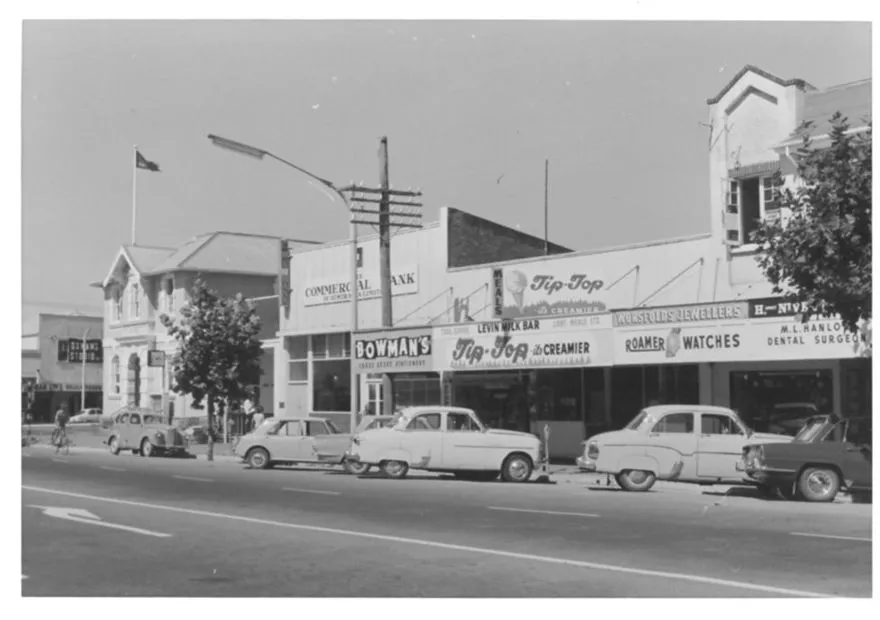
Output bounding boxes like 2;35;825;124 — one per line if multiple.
303;266;419;307
353;327;433;373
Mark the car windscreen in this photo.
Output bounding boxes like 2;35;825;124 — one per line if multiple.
324;420;341;434
795;419;829;443
625;410;650;430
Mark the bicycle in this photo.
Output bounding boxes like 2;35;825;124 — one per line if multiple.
50;427;72;455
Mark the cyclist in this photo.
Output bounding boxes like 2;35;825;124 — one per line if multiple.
53;404;70;453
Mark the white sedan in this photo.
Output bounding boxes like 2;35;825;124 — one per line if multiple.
345;406;544;482
576;404;791;492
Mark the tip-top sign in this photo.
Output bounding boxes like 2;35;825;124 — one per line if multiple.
147;350;166;367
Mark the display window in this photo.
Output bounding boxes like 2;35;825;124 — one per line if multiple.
729;369;833;435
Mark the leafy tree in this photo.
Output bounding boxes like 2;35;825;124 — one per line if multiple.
160;279;264;460
752;113;872;354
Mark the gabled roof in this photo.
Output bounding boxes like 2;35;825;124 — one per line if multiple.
778;78;872;147
707;64;814;105
149;232;281;276
124;245;175;274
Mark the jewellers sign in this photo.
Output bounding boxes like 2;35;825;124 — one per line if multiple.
434;315;613;371
353;327;433;373
613;301;747;327
303;266;419;307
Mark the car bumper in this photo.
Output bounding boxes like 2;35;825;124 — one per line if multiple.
576;456;597;472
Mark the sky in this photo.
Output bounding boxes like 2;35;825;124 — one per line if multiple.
20;19;872;316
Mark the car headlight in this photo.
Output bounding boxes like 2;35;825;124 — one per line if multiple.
351;434;361;446
153;431;165;443
587;441;600;459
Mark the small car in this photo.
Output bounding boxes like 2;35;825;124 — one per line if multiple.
105;406;188;457
344;406;545;482
740;414;872;502
69;408;105;425
233;416;353;469
576;404;791;492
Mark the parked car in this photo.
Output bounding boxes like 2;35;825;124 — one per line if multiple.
183;425;210;445
105;406;188;457
739;414;872;502
69;408;104;425
233;416;353;469
342;415;398;475
575;404;791;492
344;406;545;482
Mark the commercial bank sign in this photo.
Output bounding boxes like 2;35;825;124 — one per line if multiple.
303;266;419;307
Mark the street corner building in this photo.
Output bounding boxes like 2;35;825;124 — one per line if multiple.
267;65;871;460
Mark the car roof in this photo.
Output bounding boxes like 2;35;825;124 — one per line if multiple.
399;406;474;415
642;404;736;415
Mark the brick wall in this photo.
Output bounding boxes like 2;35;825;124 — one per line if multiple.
446;208;571;268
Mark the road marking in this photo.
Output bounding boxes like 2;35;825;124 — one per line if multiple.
100;466;126;472
22;484;832;598
172;475;213;483
28;505;172;538
487;506;600;518
282;487;341;496
791;532;872;543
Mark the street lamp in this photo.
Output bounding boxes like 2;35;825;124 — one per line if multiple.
207;134;361;430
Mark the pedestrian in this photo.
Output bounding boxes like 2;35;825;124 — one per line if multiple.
252;405;265;431
53;404;69;453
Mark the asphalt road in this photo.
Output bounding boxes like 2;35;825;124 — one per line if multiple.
21;446;872;597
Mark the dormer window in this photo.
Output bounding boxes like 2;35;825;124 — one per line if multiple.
724;169;784;246
112;286;123;322
130;281;141;319
163;277;175;313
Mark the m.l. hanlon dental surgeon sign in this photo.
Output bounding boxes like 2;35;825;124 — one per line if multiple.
434;314;613;372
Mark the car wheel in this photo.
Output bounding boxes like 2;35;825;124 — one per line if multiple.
108;436;120;455
141;439;153;458
798;466;840;502
246;447;270;470
380;460;409;479
615;469;657;492
501;453;533;483
343;460;371;475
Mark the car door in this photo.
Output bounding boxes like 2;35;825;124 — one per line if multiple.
441;411;487;469
265;420;311;462
307;420;349;461
114;413;130;446
647;412;698;478
124;413;142;449
402;412;444;468
696;412;748;479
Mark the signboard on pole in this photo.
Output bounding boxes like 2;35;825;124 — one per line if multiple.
147;350;166;367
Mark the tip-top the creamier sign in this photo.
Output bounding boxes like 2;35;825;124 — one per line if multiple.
303;266;419;307
353;327;433;374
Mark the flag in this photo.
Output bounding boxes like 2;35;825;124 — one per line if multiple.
136;150;160;172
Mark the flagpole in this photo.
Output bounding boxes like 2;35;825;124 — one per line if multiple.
132;144;137;246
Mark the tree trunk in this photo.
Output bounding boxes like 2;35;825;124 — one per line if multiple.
206;395;215;462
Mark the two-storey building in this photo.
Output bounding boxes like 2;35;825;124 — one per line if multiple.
94;232;312;420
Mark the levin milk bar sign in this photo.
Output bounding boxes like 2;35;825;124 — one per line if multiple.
434;315;612;371
303;266;419;306
353;327;433;373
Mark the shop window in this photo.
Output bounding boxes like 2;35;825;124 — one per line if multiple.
327;333;350;358
288;336;308;384
701;413;743;436
730;370;833;434
288;336;308;360
651;413;694;434
312;334;328;359
312;359;351;413
393;374;441;408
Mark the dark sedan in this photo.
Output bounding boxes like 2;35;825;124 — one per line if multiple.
739;414;871;502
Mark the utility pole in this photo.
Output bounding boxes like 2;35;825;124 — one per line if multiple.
544;159;550;256
347;137;423;415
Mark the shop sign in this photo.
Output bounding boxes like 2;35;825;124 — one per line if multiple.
498;266;608;319
614;316;866;364
491;268;504;318
613;301;747;327
353;327;433;373
303;266;419;307
748;297;811;318
434;316;613;371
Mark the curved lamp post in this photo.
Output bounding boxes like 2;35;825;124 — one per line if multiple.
207;134;360;429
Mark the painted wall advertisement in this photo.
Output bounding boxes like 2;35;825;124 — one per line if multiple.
500;266;608;319
433;314;613;372
353;327;433;374
303;266;418;307
614;300;866;364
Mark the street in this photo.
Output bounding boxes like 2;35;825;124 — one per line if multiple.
21;446;872;597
